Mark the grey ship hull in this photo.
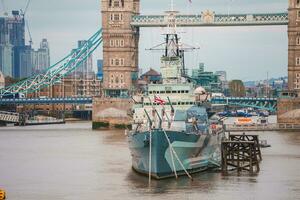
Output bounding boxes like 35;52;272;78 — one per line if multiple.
127;129;223;179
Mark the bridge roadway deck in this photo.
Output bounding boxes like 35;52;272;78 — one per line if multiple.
0;97;277;112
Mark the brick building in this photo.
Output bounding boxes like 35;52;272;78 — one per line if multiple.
21;75;102;112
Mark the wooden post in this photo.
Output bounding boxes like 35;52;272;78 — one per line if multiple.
249;145;253;174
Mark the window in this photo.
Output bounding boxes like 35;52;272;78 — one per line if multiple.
297;37;300;45
296;57;300;65
110;40;114;47
115;59;119;66
297;11;300;20
298;0;300;7
111;75;114;83
113;0;120;7
109;39;124;47
120;40;124;47
110;13;122;21
114;13;120;21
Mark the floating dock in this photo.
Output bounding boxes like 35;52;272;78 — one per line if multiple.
25;119;65;126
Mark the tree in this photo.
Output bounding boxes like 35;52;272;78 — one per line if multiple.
229;80;246;97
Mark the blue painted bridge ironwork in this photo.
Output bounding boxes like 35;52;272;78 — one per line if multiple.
0;97;278;111
210;97;278;112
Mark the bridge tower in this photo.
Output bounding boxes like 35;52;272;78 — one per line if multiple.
101;0;140;97
288;0;300;92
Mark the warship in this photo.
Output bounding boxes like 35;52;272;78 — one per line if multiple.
127;19;224;179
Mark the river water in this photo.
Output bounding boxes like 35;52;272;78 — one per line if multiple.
0;122;300;200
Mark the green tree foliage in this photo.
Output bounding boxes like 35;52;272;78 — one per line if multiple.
229;80;246;97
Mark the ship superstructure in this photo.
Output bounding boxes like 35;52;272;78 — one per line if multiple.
127;14;224;179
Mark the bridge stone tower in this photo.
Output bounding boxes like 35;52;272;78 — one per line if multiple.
101;0;140;97
288;0;300;92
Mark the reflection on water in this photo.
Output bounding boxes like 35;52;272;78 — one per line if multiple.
0;122;299;200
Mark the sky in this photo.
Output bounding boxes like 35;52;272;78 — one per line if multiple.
0;0;289;81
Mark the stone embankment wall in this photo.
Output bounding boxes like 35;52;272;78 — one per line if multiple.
92;97;133;129
277;98;300;124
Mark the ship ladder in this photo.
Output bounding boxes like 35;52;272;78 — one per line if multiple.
162;129;193;180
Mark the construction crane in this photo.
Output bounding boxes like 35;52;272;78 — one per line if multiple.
20;0;33;46
1;0;8;16
23;0;31;15
26;21;33;46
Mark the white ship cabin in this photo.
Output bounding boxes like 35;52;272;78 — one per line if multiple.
132;85;211;130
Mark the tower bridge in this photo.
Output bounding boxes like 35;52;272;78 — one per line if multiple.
1;0;300;127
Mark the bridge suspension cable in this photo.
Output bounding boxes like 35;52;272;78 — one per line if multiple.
0;29;103;97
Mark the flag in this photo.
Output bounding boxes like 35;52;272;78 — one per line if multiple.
154;96;166;105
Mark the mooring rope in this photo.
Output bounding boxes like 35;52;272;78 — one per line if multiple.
162;129;193;180
148;129;152;186
169;138;178;179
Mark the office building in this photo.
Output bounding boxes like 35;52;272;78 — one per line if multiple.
0;71;5;89
215;71;227;82
0;42;13;77
72;40;94;78
97;59;103;80
0;11;25;78
19;45;33;78
32;39;50;73
0;11;50;79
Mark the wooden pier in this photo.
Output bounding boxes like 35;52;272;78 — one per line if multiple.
221;133;262;175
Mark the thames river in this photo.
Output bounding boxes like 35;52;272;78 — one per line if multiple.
0;122;300;200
